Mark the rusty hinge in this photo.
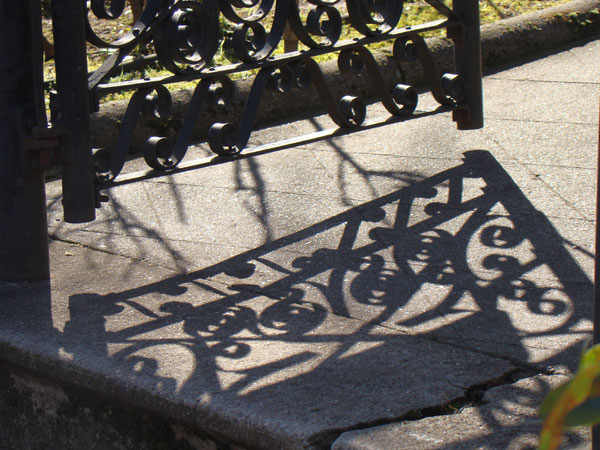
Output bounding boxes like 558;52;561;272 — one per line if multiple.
22;125;65;173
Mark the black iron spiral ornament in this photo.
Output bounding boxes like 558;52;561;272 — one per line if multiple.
287;0;343;49
286;58;367;128
93;85;173;181
86;0;164;48
218;0;288;62
154;0;221;74
218;0;273;22
206;57;370;158
393;35;466;106
208;65;297;156
346;0;404;36
144;76;235;169
338;47;417;116
89;0;130;20
81;0;480;185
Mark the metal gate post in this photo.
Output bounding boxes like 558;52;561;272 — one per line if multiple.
0;0;50;281
51;0;96;223
452;0;484;130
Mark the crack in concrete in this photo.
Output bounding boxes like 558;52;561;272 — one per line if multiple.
309;368;542;449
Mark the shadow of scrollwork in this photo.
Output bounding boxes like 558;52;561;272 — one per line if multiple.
52;149;592;448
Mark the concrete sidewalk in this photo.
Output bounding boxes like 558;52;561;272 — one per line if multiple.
1;13;600;450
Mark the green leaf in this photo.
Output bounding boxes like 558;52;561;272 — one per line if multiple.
540;381;572;420
564;397;600;427
580;345;600;369
539;428;559;450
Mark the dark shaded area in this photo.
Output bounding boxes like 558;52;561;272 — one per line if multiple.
0;360;230;450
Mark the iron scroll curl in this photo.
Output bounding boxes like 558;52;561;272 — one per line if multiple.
86;0;166;49
154;0;221;74
287;0;343;49
219;0;289;63
346;0;404;36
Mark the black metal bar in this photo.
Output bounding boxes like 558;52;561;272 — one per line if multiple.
424;0;460;20
95;18;455;96
0;0;50;281
51;0;96;223
98;106;452;190
451;0;484;130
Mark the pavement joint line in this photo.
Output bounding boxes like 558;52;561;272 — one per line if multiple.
500;162;596;171
480;116;599;126
486;77;600;86
414;336;564;376
477;123;596;220
565;242;596;260
51;208;598;266
49;233;189;273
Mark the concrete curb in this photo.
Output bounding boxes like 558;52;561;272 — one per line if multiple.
90;0;600;156
331;373;589;450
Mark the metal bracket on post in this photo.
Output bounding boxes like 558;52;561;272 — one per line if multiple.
21;126;64;175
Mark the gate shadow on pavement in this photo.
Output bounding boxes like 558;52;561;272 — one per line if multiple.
12;149;593;448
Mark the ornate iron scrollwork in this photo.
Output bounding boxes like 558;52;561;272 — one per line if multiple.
60;0;483;190
219;0;288;63
288;1;343;48
154;0;221;73
346;0;404;36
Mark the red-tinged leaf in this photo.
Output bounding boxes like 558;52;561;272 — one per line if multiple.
538;345;600;449
539;427;561;450
588;377;600;397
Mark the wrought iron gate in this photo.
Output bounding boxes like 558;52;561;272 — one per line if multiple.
49;0;483;223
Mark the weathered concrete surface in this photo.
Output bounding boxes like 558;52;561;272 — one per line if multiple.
49;40;600;376
332;374;590;450
0;239;514;450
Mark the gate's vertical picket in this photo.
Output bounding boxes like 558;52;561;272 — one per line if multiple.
452;0;484;130
51;0;96;223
